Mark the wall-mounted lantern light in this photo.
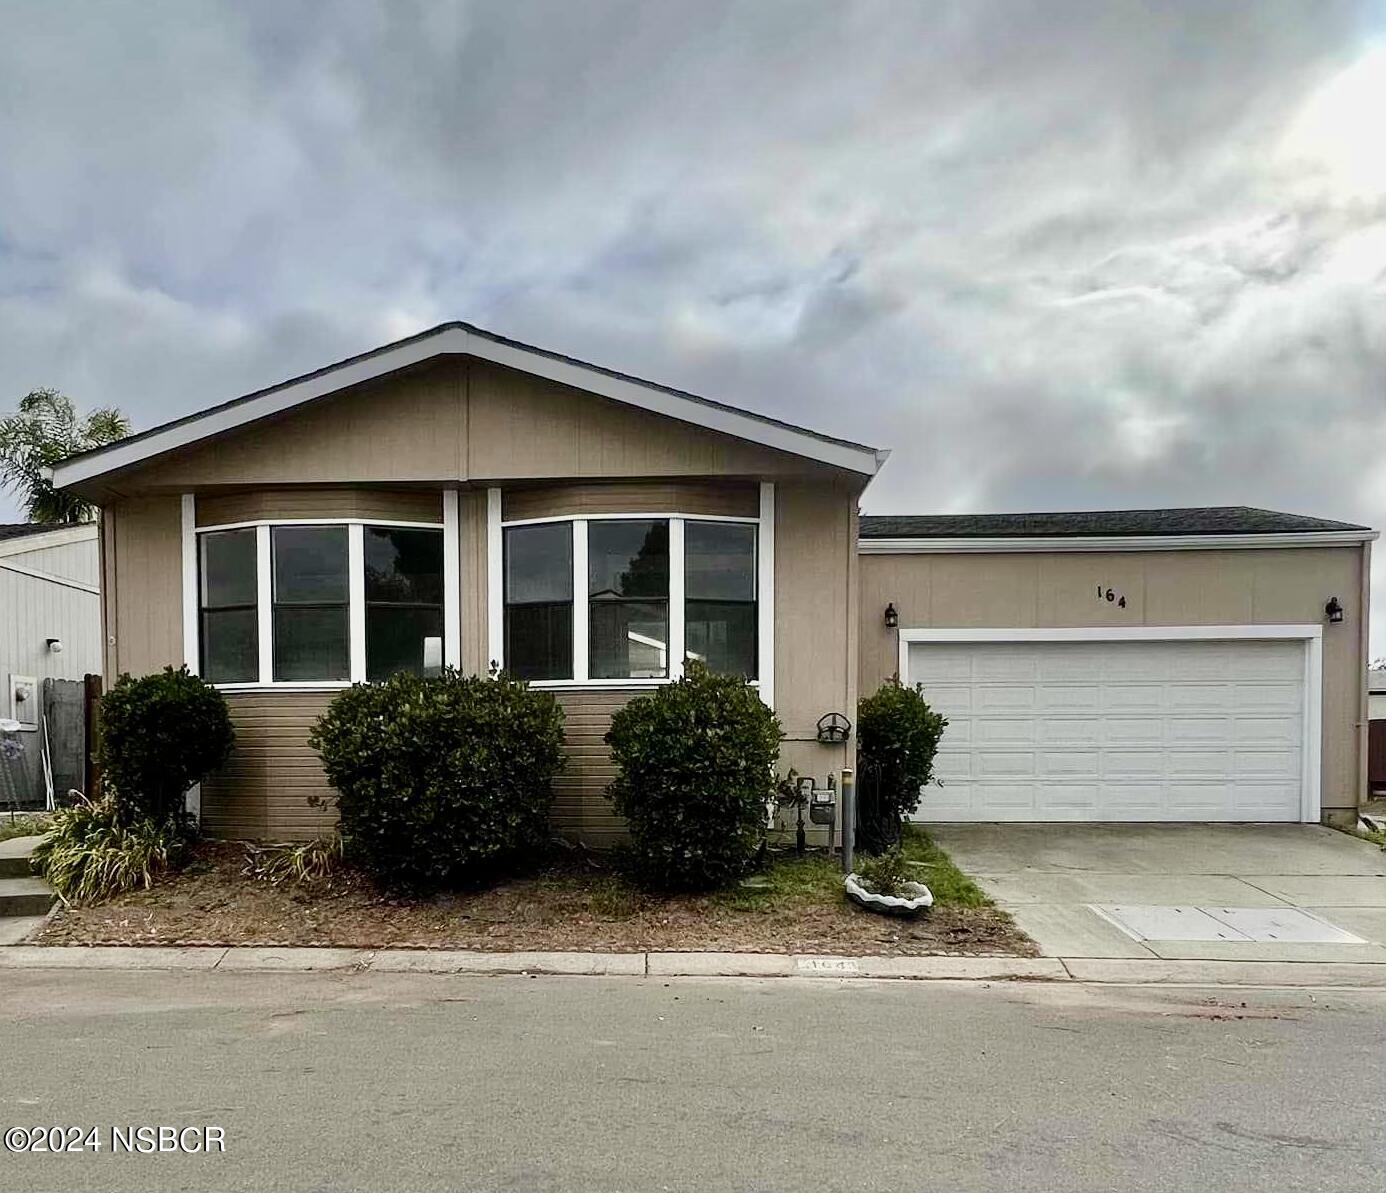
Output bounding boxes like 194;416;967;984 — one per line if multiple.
883;602;899;629
1325;597;1345;624
46;638;63;653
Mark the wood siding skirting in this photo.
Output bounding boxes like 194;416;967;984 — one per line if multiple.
202;688;635;843
196;488;442;527
551;690;635;843
201;691;339;841
502;482;757;522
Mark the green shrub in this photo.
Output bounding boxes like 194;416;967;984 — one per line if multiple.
33;795;189;905
856;678;948;853
98;666;234;829
855;848;911;897
605;660;782;891
308;670;565;891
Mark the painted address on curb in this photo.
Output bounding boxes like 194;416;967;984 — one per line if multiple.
794;957;862;974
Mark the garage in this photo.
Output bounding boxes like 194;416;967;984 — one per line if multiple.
856;506;1375;828
900;631;1317;823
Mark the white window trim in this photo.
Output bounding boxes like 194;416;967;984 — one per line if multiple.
188;514;451;690
181;493;198;672
897;624;1324;824
491;493;775;703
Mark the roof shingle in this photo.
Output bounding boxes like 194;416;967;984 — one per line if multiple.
858;506;1370;539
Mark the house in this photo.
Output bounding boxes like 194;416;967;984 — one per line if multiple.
1368;667;1386;796
0;522;103;807
48;323;1375;838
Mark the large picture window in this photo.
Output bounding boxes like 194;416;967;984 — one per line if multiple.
199;528;258;683
504;522;573;681
272;526;349;681
685;521;757;679
365;527;444;681
195;518;449;687
497;512;762;688
589;520;669;680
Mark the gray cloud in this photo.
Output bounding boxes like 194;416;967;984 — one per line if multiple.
3;1;1385;639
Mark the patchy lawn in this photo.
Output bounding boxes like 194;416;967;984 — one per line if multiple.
30;829;1033;957
0;813;50;844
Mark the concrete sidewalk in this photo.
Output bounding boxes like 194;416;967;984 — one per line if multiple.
5;944;1386;987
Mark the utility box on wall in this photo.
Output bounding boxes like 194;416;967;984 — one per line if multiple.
9;674;38;728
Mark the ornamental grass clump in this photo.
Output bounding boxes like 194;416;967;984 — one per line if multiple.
605;659;782;891
33;794;190;905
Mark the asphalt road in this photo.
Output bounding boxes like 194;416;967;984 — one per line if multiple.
2;969;1384;1192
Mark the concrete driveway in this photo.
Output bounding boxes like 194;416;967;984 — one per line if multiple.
931;824;1386;962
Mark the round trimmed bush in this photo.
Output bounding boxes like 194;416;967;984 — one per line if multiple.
856;678;947;852
308;671;565;891
605;660;782;891
98;666;235;829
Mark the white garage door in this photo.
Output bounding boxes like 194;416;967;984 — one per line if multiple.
905;637;1308;822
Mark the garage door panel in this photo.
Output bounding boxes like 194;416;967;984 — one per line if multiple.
975;751;1035;778
973;650;1039;681
941;718;972;746
1233;715;1296;744
1036;686;1102;713
1230;784;1298;816
1046;718;1104;747
1166;683;1233;713
1232;750;1299;780
1166;750;1232;779
1035;786;1100;815
1103;751;1166;780
973;718;1035;746
1235;683;1301;713
933;751;973;780
1102;686;1165;714
974;686;1035;713
1039;750;1099;778
1102;718;1161;746
1167;715;1231;741
907;637;1307;823
972;784;1035;812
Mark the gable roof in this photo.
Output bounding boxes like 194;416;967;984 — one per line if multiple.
49;322;886;490
859;506;1376;553
860;506;1372;539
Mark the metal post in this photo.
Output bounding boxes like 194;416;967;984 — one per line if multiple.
841;768;855;875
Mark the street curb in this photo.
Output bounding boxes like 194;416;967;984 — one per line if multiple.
5;946;1386;986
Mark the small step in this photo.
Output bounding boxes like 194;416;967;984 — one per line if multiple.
0;877;55;918
0;835;45;880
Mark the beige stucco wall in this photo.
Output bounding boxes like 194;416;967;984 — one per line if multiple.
92;361;866;842
858;545;1370;818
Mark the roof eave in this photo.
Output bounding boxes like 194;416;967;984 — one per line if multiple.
48;324;884;491
858;529;1379;553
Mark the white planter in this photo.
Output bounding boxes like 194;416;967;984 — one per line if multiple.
844;873;934;918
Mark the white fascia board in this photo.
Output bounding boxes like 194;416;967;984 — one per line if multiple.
49;326;882;489
899;624;1324;644
859;530;1378;554
0;522;98;558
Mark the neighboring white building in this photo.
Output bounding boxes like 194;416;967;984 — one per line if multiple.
0;522;102;807
1371;668;1386;721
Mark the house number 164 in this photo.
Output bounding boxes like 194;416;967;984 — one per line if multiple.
1097;585;1127;608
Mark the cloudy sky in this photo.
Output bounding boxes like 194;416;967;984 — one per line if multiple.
3;2;1385;639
